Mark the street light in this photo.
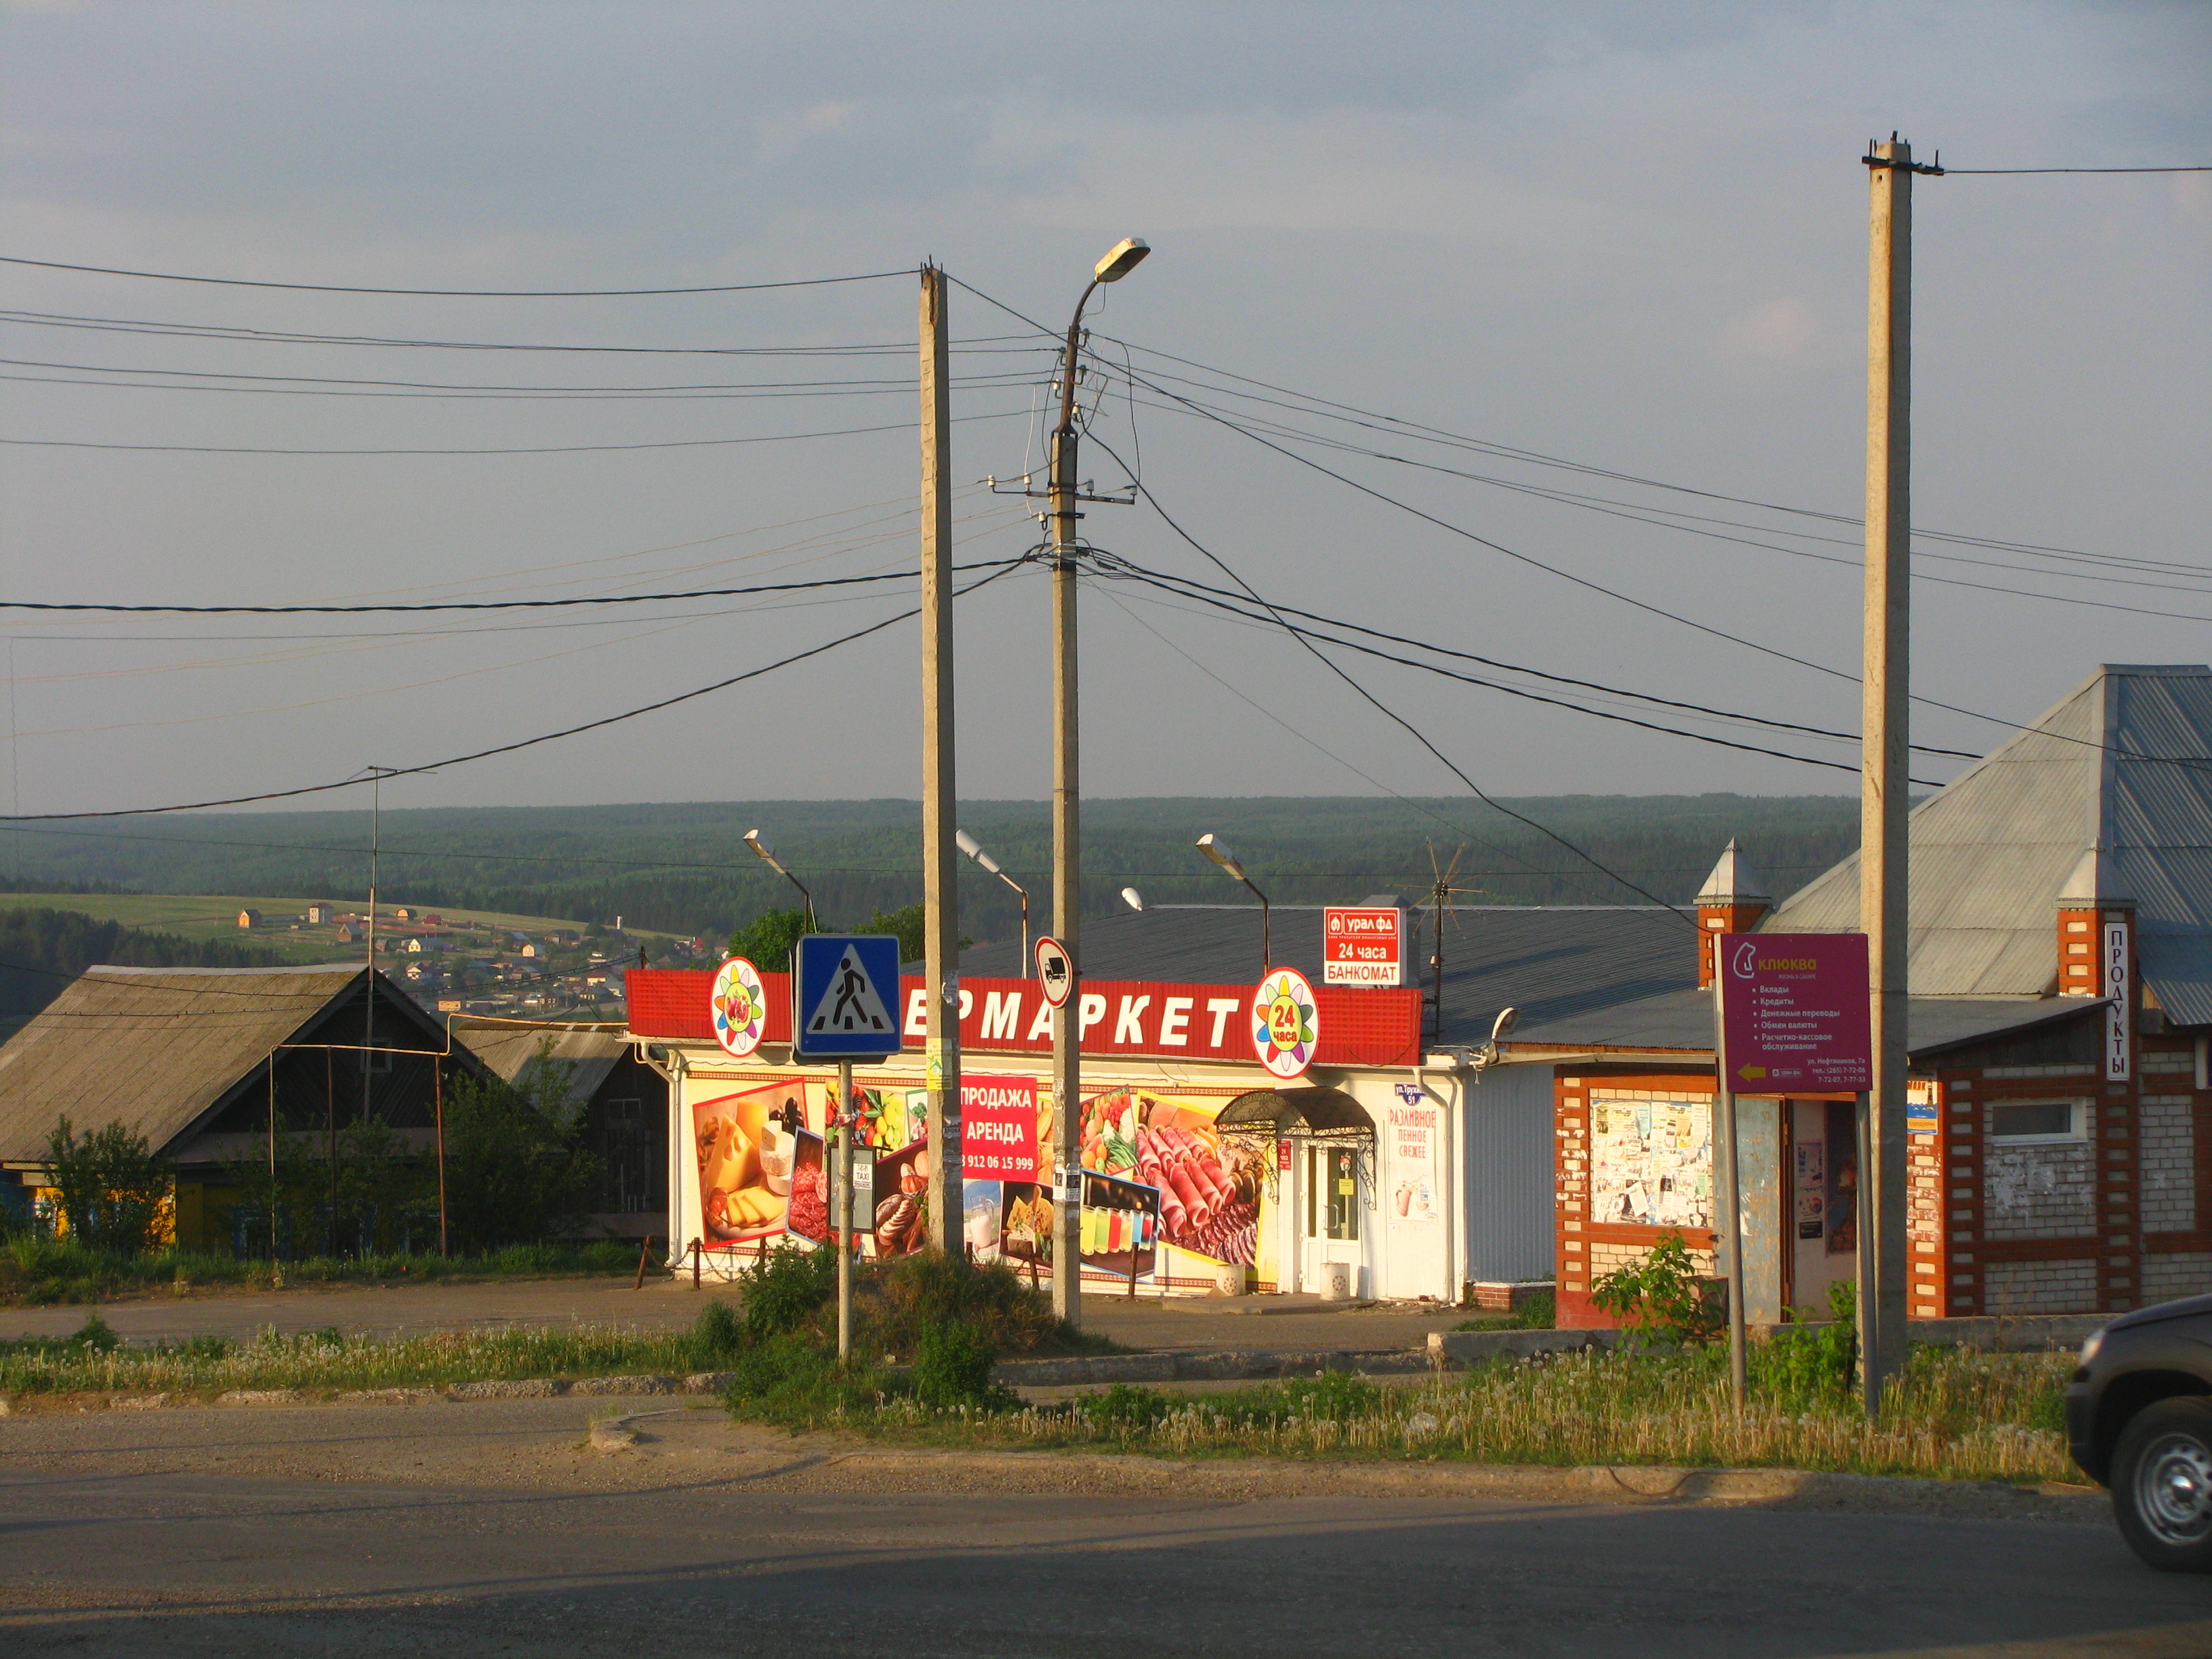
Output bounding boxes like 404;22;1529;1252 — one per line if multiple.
1046;236;1151;1331
1120;887;1145;912
956;829;1030;975
743;828;815;933
1196;833;1271;974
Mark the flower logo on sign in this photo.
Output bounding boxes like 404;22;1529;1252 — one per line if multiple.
1250;966;1319;1080
710;955;768;1059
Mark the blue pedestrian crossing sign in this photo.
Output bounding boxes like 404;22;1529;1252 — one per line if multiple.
791;934;905;1061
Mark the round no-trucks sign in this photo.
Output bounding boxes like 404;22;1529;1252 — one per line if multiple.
709;954;769;1059
1034;935;1074;1008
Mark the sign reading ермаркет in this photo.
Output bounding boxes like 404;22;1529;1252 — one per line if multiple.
1717;932;1871;1092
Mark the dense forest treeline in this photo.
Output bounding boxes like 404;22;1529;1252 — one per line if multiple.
0;796;1860;951
0;908;286;1036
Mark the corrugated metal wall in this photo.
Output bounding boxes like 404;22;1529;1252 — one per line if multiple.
1462;1061;1556;1284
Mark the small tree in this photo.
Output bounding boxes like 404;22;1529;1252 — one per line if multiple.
728;906;813;975
1590;1229;1724;1347
440;1046;600;1252
43;1115;171;1255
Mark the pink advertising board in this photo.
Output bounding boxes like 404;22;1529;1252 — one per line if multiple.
1716;933;1872;1092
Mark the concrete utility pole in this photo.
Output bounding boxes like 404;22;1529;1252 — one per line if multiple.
1862;135;1932;1411
919;264;962;1252
1046;237;1149;1327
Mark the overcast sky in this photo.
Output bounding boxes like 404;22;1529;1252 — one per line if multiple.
1;1;2207;821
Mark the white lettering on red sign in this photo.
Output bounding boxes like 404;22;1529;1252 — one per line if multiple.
1324;907;1403;987
960;1074;1040;1179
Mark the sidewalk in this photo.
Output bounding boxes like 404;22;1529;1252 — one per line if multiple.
3;1275;1471;1355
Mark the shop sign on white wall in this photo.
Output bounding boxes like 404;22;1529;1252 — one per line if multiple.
2104;920;2132;1083
1387;1082;1438;1225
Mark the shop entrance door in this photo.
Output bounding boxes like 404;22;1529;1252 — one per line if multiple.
1302;1145;1360;1296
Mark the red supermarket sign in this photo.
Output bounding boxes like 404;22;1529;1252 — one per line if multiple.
627;970;1422;1067
960;1074;1039;1179
1323;906;1402;987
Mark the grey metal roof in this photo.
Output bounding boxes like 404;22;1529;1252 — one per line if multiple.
1763;665;2212;1024
0;964;367;1162
453;1021;628;1113
957;903;1699;1048
1503;987;2101;1061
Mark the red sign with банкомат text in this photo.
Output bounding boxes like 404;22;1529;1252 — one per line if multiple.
1717;933;1871;1092
1323;905;1402;987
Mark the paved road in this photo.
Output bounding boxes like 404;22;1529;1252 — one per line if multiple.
3;1275;1466;1355
0;1397;2204;1658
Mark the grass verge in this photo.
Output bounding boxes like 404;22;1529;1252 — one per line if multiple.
0;1237;642;1307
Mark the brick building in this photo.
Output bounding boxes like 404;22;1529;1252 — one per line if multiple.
1501;663;2212;1325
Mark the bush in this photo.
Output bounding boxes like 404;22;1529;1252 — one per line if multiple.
912;1319;1013;1411
44;1117;170;1256
440;1056;600;1252
721;1332;889;1422
1757;1281;1858;1409
864;1250;1079;1358
687;1300;746;1368
1591;1231;1723;1348
745;1244;838;1343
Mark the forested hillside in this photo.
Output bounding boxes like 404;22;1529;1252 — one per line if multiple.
0;795;1861;951
0;908;286;1036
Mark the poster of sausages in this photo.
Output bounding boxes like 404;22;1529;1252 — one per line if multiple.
1078;1086;1271;1271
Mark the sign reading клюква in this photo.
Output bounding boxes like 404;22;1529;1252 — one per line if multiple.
1717;933;1872;1092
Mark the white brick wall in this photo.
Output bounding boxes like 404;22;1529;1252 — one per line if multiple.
1984;1257;2097;1315
2141;1094;2197;1232
1985;1126;2095;1241
2144;1252;2212;1305
1587;1239;1715;1282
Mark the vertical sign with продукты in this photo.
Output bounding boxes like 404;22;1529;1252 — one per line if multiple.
1717;933;1872;1092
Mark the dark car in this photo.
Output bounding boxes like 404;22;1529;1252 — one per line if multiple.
2066;1292;2212;1570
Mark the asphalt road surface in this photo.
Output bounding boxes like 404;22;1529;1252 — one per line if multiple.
3;1397;2207;1658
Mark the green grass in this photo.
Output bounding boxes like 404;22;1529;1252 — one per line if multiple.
844;1344;2078;1484
0;1236;642;1307
1453;1289;1555;1332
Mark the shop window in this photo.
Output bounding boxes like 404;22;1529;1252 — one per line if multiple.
1989;1101;2081;1143
1305;1147;1359;1241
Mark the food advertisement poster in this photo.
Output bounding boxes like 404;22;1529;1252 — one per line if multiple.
1079;1086;1270;1271
1590;1094;1711;1230
693;1082;813;1251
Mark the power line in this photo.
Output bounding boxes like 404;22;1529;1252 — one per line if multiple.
1081;433;1691;919
0;253;916;296
1940;165;2212;175
0;561;1033;823
0;408;1023;457
0;556;1022;615
1111;558;1982;760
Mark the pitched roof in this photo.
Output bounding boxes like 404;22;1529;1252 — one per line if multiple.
0;964;370;1163
956;902;1698;1047
452;1021;628;1113
1763;664;2212;1023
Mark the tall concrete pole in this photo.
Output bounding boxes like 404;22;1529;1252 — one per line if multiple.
919;264;962;1253
1048;284;1095;1326
1862;137;1916;1409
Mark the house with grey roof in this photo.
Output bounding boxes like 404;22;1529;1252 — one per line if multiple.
0;964;480;1253
1500;665;2212;1326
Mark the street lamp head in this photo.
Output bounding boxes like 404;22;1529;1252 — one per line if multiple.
1093;237;1150;284
743;828;773;861
1195;833;1245;882
954;829;1002;876
1490;1006;1519;1043
1121;886;1145;912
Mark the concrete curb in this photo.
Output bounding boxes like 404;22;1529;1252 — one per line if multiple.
1426;1329;1622;1364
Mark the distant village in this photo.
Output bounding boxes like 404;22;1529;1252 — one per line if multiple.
231;901;717;1023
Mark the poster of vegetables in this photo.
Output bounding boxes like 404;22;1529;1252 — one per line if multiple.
1079;1086;1271;1271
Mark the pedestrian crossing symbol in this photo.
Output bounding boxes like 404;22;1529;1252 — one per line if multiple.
791;934;905;1060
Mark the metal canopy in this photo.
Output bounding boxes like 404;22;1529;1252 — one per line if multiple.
1216;1085;1375;1136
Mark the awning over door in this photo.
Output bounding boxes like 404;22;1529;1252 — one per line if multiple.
1216;1086;1375;1136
